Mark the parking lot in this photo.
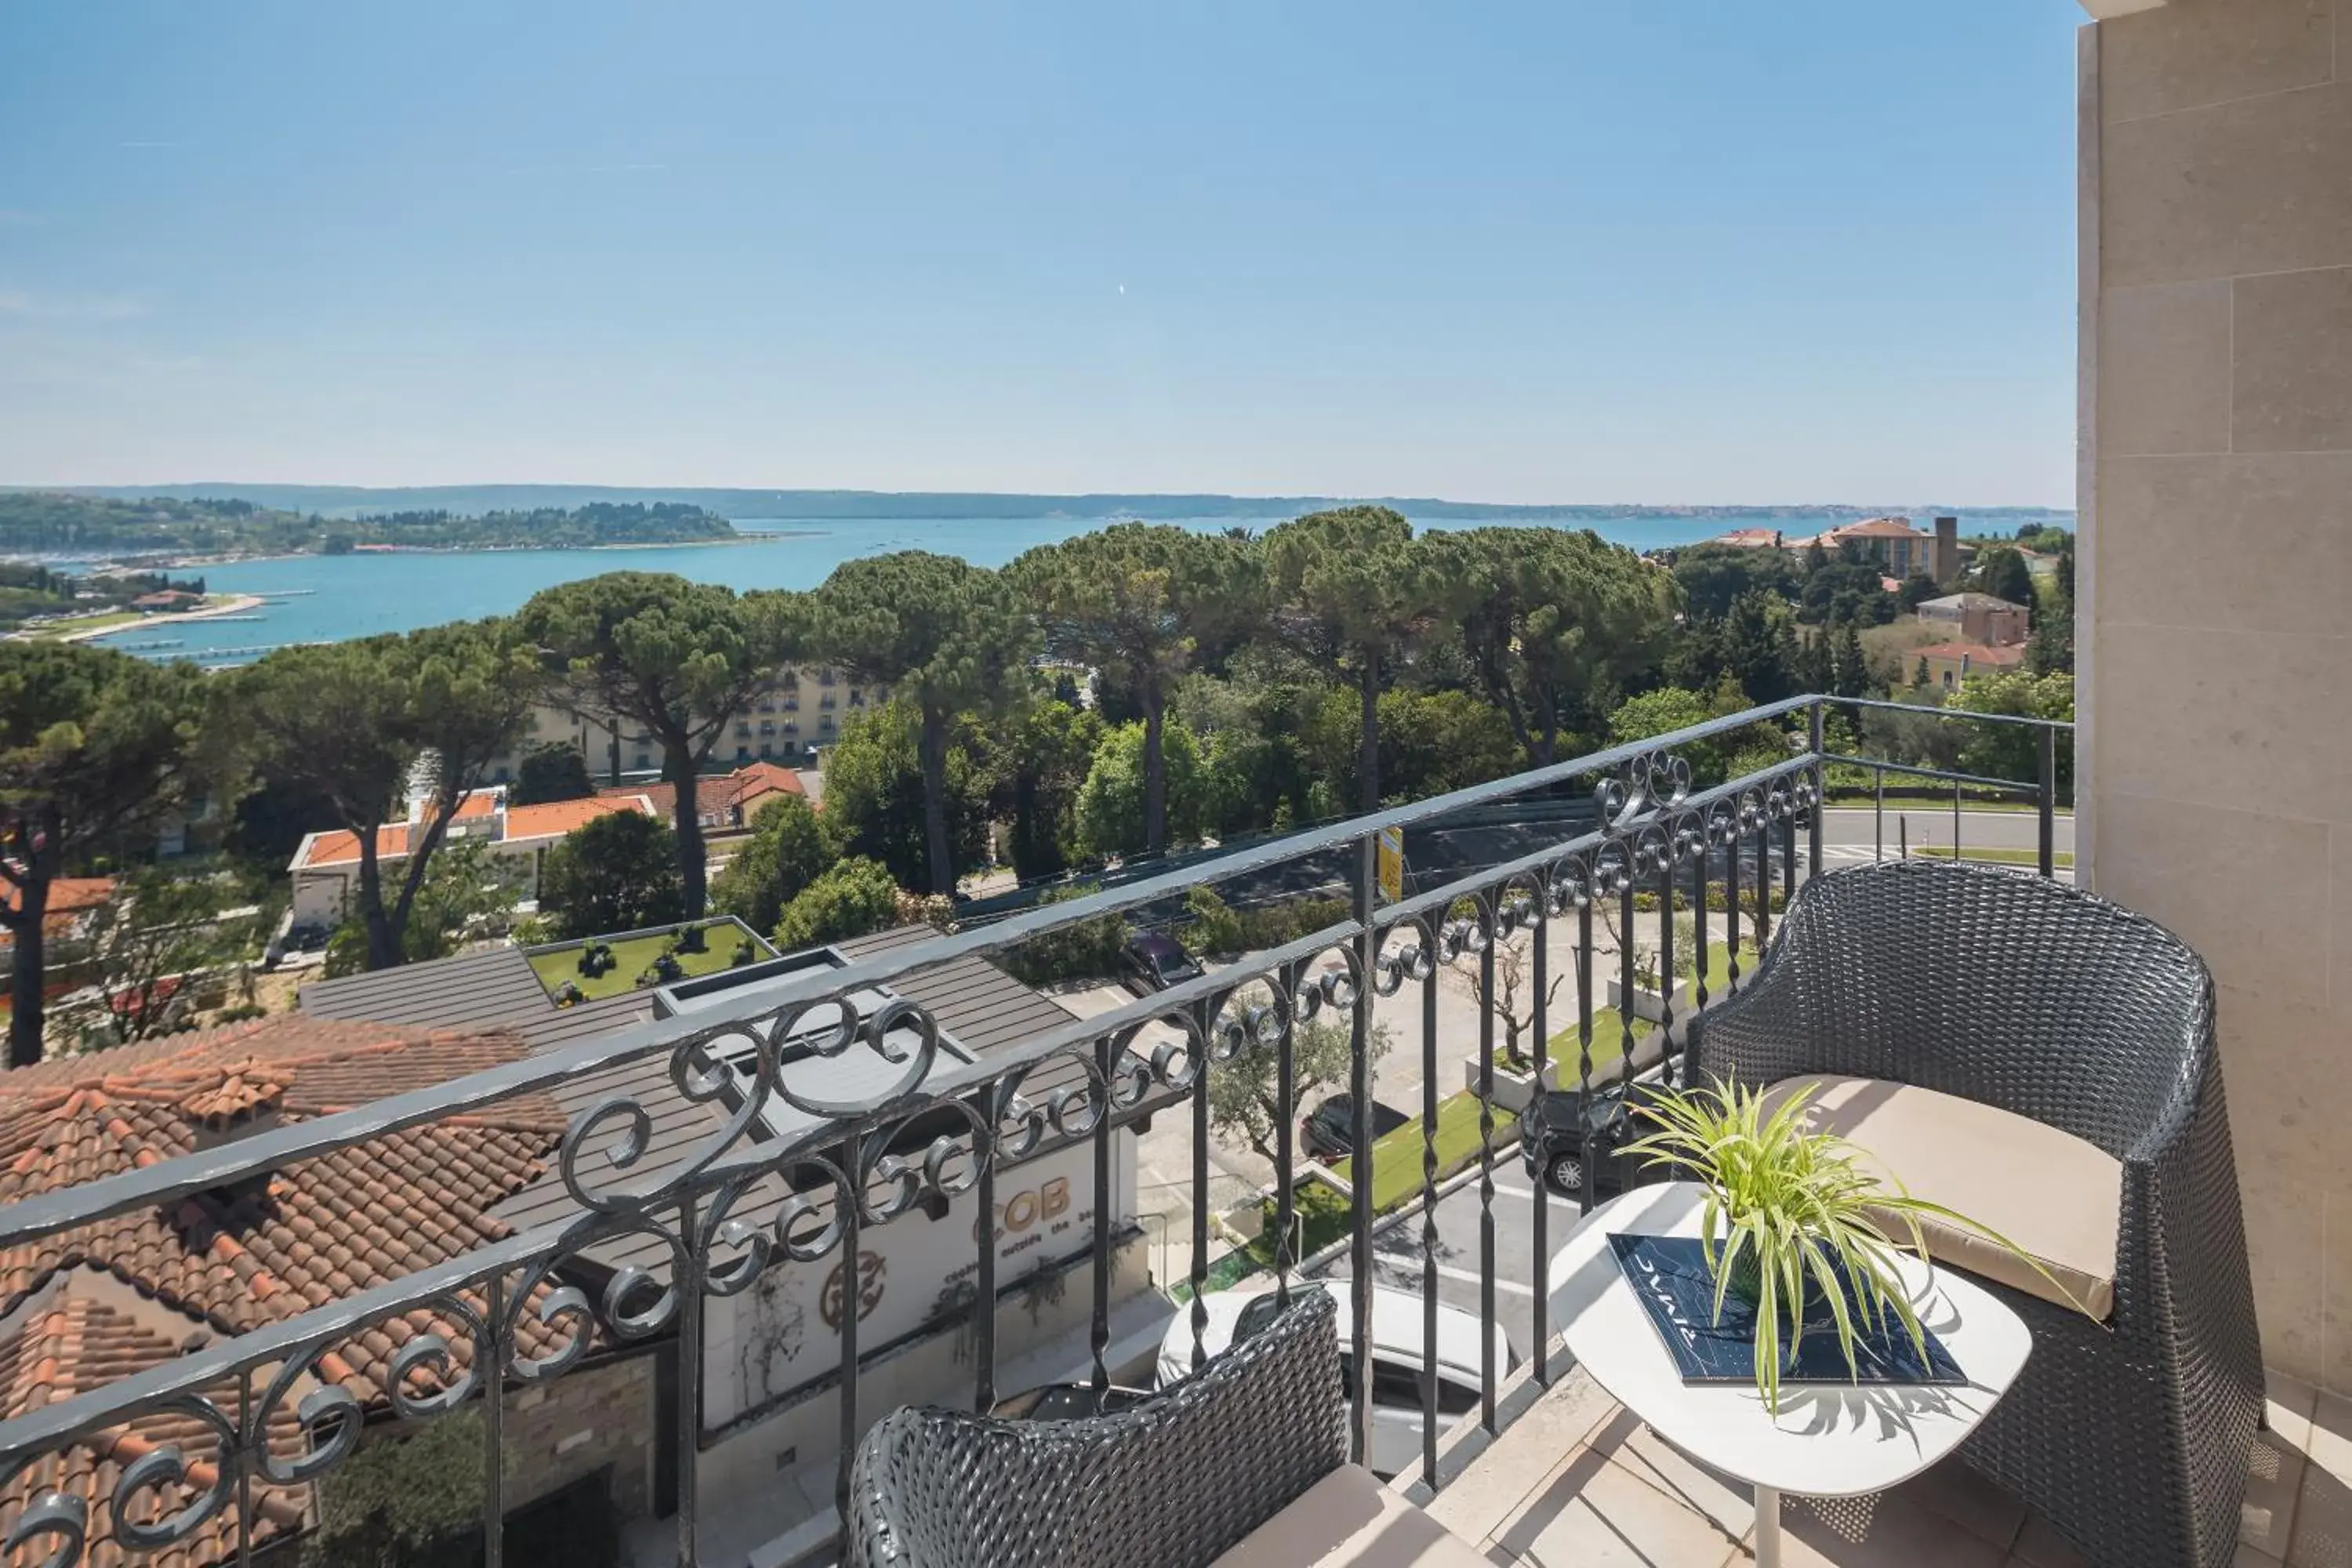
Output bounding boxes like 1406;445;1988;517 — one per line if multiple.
1307;1150;1586;1363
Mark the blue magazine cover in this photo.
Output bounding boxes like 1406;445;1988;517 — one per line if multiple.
1609;1232;1964;1387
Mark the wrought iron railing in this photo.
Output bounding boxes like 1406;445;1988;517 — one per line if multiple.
0;694;2072;1568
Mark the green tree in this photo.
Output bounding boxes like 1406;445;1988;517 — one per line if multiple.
1719;590;1802;706
1829;622;1871;699
1009;524;1252;855
538;810;684;938
773;857;902;950
982;696;1104;880
0;643;212;1065
238;622;538;972
710;795;839;935
823;701;991;890
1261;506;1436;814
1972;546;2037;611
1074;720;1207;859
1436;528;1681;768
1377;689;1525;799
1949;670;2075;799
1670;540;1800;620
70;869;266;1048
516;574;800;917
512;742;594;804
1207;1011;1392;1166
811;553;1033;894
1896;572;1943;612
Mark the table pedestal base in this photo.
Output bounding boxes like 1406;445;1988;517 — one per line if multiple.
1753;1484;1782;1568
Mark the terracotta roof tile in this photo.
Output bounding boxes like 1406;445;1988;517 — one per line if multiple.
0;1287;310;1568
0;1014;584;1566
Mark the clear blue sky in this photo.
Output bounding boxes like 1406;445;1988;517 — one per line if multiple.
0;2;2082;506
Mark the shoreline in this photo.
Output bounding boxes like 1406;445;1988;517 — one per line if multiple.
20;593;271;644
8;530;816;574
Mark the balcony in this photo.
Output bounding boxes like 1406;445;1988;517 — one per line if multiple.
0;695;2308;1568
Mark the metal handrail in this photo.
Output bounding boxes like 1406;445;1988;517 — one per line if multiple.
0;693;2074;1568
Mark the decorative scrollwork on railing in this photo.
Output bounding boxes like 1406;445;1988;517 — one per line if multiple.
385;1290;489;1419
107;1396;241;1551
1596;747;1692;828
0;1485;85;1568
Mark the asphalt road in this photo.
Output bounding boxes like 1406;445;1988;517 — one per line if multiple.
1307;1152;1572;1363
1820;805;2074;859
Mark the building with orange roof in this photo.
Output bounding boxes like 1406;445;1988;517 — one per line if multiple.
286;788;656;926
0;876;114;975
600;758;809;829
0;1013;655;1565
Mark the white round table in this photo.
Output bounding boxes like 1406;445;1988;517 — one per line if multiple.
1546;1182;2031;1568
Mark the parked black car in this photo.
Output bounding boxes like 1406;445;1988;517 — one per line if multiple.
1519;1080;1671;1199
1299;1092;1410;1163
1119;931;1204;995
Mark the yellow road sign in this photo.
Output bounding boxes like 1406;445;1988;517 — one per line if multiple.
1376;826;1405;904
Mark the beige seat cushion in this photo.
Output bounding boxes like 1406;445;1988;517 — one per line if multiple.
1210;1464;1492;1567
1758;1073;2119;1320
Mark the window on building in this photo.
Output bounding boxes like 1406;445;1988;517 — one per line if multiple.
635;753;652;771
783;720;798;735
820;714;834;731
737;746;751;763
784;696;798;711
820;695;836;710
757;700;774;714
758;743;772;759
819;667;837;686
736;723;753;739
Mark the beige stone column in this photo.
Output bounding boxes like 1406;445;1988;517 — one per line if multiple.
2079;0;2352;1390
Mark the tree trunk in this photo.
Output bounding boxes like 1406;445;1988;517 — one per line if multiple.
358;832;401;971
919;706;954;896
5;873;49;1069
667;741;709;918
1142;696;1167;856
1356;664;1381;815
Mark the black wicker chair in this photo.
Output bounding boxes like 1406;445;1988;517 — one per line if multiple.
1688;857;2263;1568
848;1289;1345;1567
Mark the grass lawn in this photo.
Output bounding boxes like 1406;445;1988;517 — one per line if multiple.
20;611;144;641
1905;845;2075;869
1334;1087;1515;1214
528;922;748;1000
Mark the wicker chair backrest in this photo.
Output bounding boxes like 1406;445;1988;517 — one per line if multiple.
1751;858;2211;1159
849;1287;1346;1568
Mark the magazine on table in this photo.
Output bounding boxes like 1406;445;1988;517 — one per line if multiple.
1609;1232;1964;1387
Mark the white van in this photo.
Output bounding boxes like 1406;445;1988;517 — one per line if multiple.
1156;1280;1515;1479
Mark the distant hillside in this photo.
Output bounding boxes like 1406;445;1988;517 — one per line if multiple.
0;492;740;558
9;483;2077;528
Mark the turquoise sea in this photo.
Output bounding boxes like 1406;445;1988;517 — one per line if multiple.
85;508;2071;666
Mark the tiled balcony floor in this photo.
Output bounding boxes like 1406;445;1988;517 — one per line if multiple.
1421;1363;2351;1567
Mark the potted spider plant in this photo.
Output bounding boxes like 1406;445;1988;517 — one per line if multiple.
1621;1077;2069;1414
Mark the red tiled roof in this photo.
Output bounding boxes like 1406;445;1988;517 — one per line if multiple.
602;762;805;823
0;876;115;956
1833;517;1928;540
0;1014;579;1562
1;877;114;922
0;1287;312;1568
293;793;649;869
503;795;646;840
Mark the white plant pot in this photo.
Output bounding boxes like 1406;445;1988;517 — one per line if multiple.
1605;975;1689;1023
1464;1054;1555;1114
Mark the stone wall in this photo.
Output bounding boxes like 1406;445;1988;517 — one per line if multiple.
504;1350;659;1519
2081;0;2352;1391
